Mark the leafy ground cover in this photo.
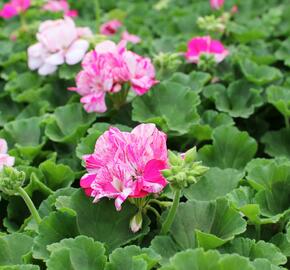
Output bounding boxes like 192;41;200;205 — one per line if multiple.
0;0;290;269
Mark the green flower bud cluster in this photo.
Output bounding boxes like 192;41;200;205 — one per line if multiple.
0;167;25;195
197;54;216;72
154;52;183;75
197;14;230;33
163;147;208;190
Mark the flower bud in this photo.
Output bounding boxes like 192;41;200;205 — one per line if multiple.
0;167;25;195
130;211;143;233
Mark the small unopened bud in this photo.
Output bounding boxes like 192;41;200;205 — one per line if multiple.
130;211;143;233
0;167;25;195
184;147;197;164
168;151;183;166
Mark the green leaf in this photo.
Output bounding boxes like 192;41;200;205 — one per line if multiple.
275;38;290;67
0;266;40;270
46;236;106;270
203;80;263;118
0;233;33;266
167;71;211;93
4;117;46;160
240;59;282;86
189;110;234;141
271;233;290;257
69;190;150;253
184;168;244;201
45;103;96;144
105;246;160;270
150;236;180;266
132;81;200;135
32;211;79;260
262;128;290;159
38;160;75;190
220;237;287;265
198;126;257;170
168;198;247;250
267;85;290;119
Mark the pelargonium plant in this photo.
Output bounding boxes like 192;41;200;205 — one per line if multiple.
27;16;92;75
70;40;158;113
0;0;30;19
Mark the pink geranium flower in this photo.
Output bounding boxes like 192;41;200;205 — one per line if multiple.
0;0;30;19
185;36;229;64
100;20;122;36
121;31;141;44
43;0;78;18
80;123;168;211
210;0;224;10
28;17;92;76
71;40;158;113
0;139;15;171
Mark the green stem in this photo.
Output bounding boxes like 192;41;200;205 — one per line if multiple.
32;176;53;196
284;115;289;129
95;0;100;31
255;224;261;241
145;205;161;224
16;187;42;225
148;199;172;208
160;188;181;235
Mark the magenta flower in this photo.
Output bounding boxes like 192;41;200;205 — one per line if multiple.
71;40;158;113
185;36;229;64
43;0;78;18
0;0;30;19
100;20;122;36
210;0;224;10
0;139;15;171
121;31;141;44
28;17;92;76
80;124;168;211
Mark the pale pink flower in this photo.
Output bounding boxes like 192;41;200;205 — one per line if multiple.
71;40;157;113
0;139;15;171
0;0;30;19
43;0;78;18
185;36;229;64
28;17;92;76
121;31;141;44
210;0;224;10
100;20;122;36
80;123;168;211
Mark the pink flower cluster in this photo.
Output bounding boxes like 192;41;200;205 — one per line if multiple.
80;124;168;211
210;0;224;10
0;139;14;171
71;40;158;113
28;17;92;76
185;36;229;64
43;0;78;18
0;0;30;19
100;20;141;44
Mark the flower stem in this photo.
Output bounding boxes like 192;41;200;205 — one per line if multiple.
160;188;181;235
255;224;261;241
16;186;42;225
31;174;53;196
95;0;100;31
284;115;289;129
145;205;161;224
148;198;172;208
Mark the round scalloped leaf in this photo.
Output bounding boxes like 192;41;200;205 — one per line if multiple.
0;233;33;266
203;80;263;118
105;245;160;270
32;211;79;260
69;190;150;253
132;81;200;135
267;85;290;119
275;38;290;67
240;59;282;86
45;103;96;144
262;128;290;159
167;198;247;250
0;266;40;270
184;168;244;201
220;237;287;265
46;236;106;270
198;126;257;170
3;117;46;160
